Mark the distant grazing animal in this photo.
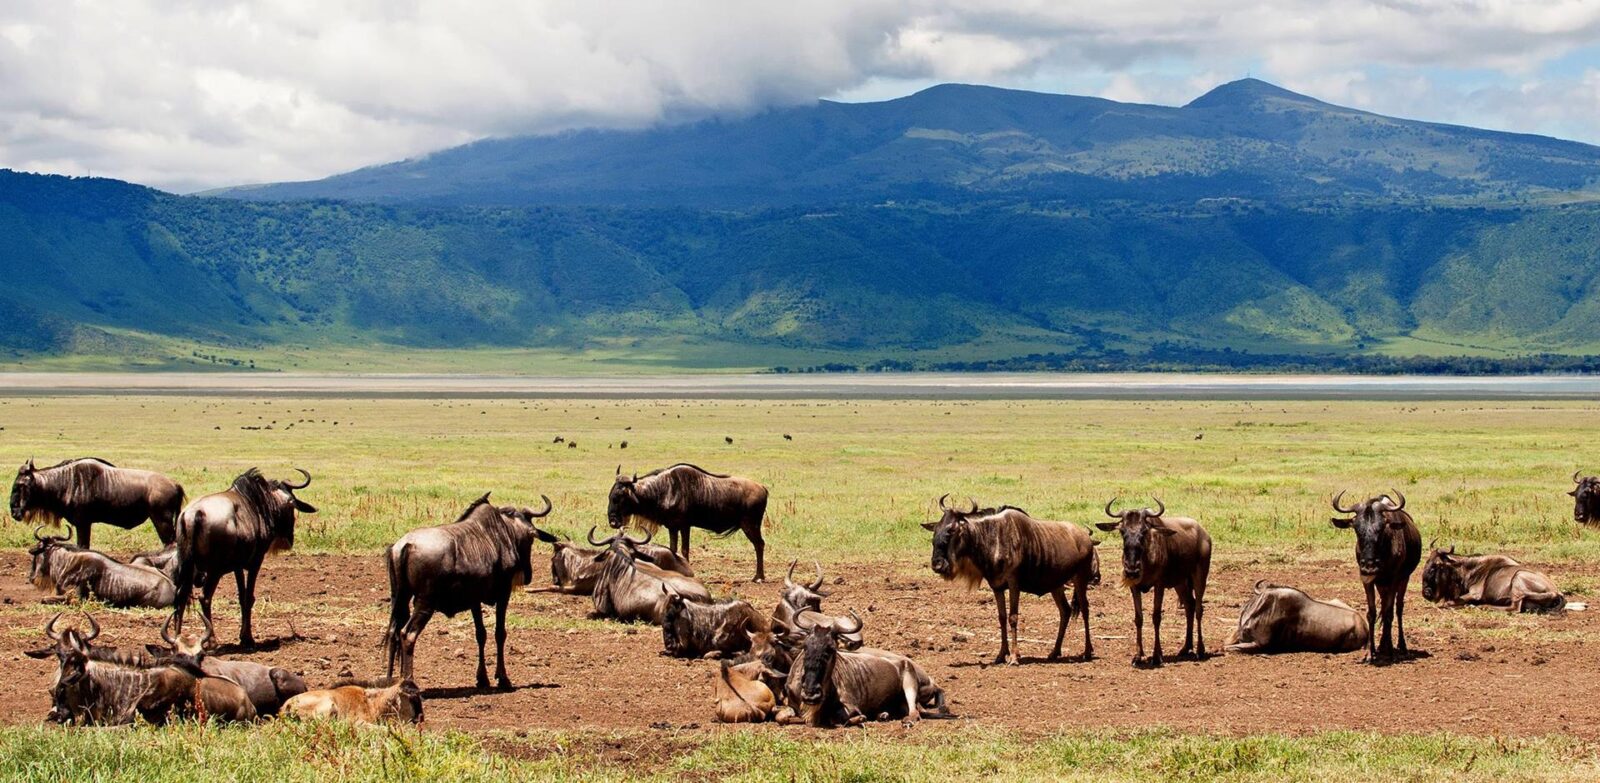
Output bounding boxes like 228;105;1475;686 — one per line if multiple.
1225;581;1369;654
923;496;1099;664
27;525;176;608
783;434;793;441
774;560;862;650
588;527;711;624
24;614;201;725
775;613;950;727
1329;491;1422;663
171;468;317;648
10;458;184;549
568;441;577;449
725;436;734;445
282;678;423;724
1097;498;1212;667
553;436;565;444
1421;546;1567;614
534;537;693;596
661;591;766;658
147;613;307;716
1571;471;1600;525
609;464;769;581
713;660;776;723
386;493;554;688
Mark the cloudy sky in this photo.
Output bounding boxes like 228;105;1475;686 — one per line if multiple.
4;1;1600;192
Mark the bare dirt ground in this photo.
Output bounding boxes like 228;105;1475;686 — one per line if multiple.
3;549;1596;737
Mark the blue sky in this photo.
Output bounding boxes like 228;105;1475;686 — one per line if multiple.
2;1;1599;192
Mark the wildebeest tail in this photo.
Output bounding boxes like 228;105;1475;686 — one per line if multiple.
384;543;412;675
172;508;202;609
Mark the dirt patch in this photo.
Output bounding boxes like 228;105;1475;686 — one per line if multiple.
3;550;1598;737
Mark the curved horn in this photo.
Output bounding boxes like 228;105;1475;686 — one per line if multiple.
785;559;799;588
965;497;978;514
1104;497;1121;518
529;495;553;517
1576;470;1585;485
199;612;216;647
626;527;653;546
791;611;820;633
937;493;951;511
55;522;73;542
32;525;45;543
616;464;622;476
586;526;611;547
161;614;177;647
44;612;63;642
809;561;825;592
1331;491;1355;514
285;468;312;489
1389;489;1406;511
832;610;863;635
80;613;99;642
1149;497;1165;517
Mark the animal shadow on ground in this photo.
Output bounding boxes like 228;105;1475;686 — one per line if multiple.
422;682;561;701
1367;649;1431;668
211;636;301;655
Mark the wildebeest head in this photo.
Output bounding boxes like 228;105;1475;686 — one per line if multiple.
921;494;985;585
24;613;100;724
659;587;695;655
10;458;38;521
26;524;72;592
1329;491;1410;577
587;525;653;567
148;613;213;672
781;559;828;611
1420;544;1462;603
790;611;863;706
235;468;317;553
1095;498;1174;584
606;466;642;530
1570;472;1600;525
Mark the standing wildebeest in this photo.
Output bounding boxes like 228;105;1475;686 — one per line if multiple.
1421;546;1568;614
171;468;316;648
147;613;308;715
923;496;1099;665
10;458;184;549
1225;581;1369;654
386;493;555;689
534;537;693;595
27;525;177;608
608;464;769;581
1329;491;1422;663
588;527;712;623
1097;498;1212;668
661;591;766;658
1571;471;1600;525
775;612;950;727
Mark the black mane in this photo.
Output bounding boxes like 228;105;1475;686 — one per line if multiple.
230;468;279;521
43;457;116;470
453;492;496;523
644;463;732;479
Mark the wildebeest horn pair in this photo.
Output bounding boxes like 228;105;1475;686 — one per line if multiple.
586;525;652;547
936;493;978;513
44;611;98;643
161;612;215;648
1104;497;1164;517
32;524;70;544
785;559;825;592
794;609;863;635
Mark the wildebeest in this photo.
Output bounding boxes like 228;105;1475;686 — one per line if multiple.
588;527;711;624
386;493;555;688
775;613;950;727
10;458;184;549
1225;581;1370;654
773;560;863;650
282;678;423;724
130;543;181;578
1096;498;1212;667
1329;491;1422;663
27;525;177;608
609;463;769;581
534;537;693;596
1421;546;1568;614
171;468;317;648
923;496;1099;664
1571;471;1600;525
662;591;766;658
713;660;777;723
147;613;308;716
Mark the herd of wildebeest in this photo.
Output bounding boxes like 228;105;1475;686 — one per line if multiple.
10;457;1600;728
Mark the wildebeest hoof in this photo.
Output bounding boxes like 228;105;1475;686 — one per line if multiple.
751;576;767;584
476;677;493;690
496;679;514;691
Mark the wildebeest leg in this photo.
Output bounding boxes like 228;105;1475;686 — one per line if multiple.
898;663;922;723
1193;568;1208;658
1130;589;1145;666
235;569;259;648
1377;588;1396;661
682;527;692;563
1176;586;1195;659
1362;581;1377;663
493;600;512;689
73;519;91;550
470;605;490;689
1049;588;1070;660
1395;584;1408;654
745;518;767;583
400;606;435;682
200;577;220;631
1075;577;1093;660
1150;587;1166;667
991;585;1011;664
668;527;681;558
1006;587;1021;665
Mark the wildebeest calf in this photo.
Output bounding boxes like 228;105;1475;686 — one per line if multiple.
146;613;307;716
713;660;777;723
1225;581;1369;654
282;678;423;724
1097;498;1212;667
1422;547;1568;614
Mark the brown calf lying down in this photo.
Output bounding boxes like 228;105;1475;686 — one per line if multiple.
713;660;776;723
1225;581;1369;654
1422;548;1571;614
282;678;423;724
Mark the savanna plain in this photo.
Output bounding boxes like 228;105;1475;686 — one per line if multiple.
2;394;1599;782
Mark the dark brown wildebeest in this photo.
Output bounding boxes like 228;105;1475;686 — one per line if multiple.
386;493;555;689
774;612;950;727
532;537;692;596
1097;498;1212;668
10;458;184;549
588;527;711;624
171;468;317;648
1225;581;1369;654
772;560;864;650
146;613;308;716
922;496;1099;665
608;463;769;581
1570;471;1600;525
661;591;766;658
282;678;423;724
1329;491;1422;663
27;525;177;608
1421;546;1568;614
713;660;777;723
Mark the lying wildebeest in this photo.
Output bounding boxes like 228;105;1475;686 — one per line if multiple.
609;463;769;581
131;543;180;578
282;678;423;724
25;613;252;724
1330;491;1421;663
146;613;308;715
713;660;777;723
1225;581;1370;654
662;590;766;658
1571;471;1600;525
588;527;712;624
387;493;555;688
27;525;177;608
171;468;316;648
10;457;184;549
1421;546;1568;614
535;536;693;596
773;560;863;650
1097;498;1212;667
775;612;950;727
923;496;1099;664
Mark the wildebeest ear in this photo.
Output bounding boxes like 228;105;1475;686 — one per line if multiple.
1570;489;1580;497
23;647;53;659
920;521;938;531
145;644;169;657
533;528;560;544
293;499;318;514
1094;522;1120;532
1329;517;1353;529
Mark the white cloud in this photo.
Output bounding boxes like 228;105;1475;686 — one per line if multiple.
0;0;1597;191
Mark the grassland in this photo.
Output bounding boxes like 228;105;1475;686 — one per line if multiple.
3;395;1599;781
